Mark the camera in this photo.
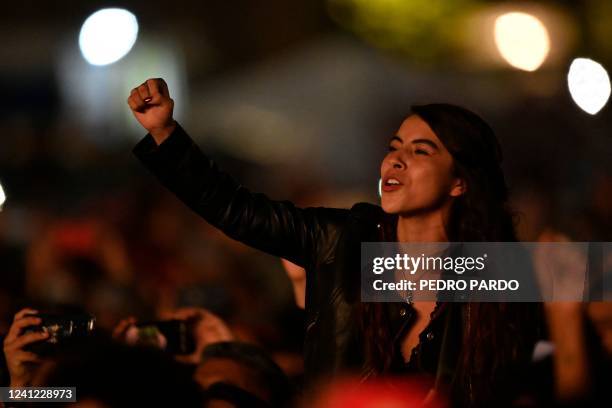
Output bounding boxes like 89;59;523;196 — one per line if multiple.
22;312;96;356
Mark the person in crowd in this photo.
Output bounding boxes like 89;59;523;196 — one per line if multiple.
1;308;202;407
127;78;543;406
25;219;135;329
112;308;293;407
112;307;235;365
33;336;203;407
196;341;293;407
526;230;612;406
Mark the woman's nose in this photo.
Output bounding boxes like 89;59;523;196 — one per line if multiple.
390;156;405;169
384;152;406;170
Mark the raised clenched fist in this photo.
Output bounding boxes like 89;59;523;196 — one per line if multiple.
127;78;176;145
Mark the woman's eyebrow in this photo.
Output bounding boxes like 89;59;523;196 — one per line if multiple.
411;138;439;151
389;135;403;144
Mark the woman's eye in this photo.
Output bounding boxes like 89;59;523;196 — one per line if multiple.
415;149;429;155
388;145;397;152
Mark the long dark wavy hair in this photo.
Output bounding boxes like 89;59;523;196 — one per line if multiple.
359;104;542;407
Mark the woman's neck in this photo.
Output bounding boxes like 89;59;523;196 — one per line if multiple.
396;210;449;243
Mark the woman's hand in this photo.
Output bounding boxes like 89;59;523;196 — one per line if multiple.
3;308;49;387
127;78;176;145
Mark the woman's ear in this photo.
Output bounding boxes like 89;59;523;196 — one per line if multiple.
450;178;466;197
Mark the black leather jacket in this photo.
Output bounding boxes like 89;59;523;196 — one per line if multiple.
133;124;533;400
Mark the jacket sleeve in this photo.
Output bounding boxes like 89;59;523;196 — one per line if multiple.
132;123;348;268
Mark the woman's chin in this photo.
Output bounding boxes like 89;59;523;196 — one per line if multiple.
381;199;401;214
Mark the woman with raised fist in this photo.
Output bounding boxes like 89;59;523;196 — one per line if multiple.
128;78;542;407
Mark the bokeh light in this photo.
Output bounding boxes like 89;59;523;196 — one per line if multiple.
79;8;139;66
326;0;473;62
494;12;550;71
567;57;611;115
0;181;6;209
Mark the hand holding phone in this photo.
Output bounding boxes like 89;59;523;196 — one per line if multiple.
160;308;234;365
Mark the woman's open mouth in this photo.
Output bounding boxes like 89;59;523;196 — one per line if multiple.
382;177;403;192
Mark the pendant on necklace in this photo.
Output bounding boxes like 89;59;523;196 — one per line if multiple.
406;292;413;304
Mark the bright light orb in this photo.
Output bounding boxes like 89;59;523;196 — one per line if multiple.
567;58;611;115
0;182;5;208
79;8;138;66
494;12;550;72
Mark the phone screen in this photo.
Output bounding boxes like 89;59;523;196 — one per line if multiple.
125;320;194;354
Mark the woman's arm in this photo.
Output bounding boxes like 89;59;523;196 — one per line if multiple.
129;78;348;268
